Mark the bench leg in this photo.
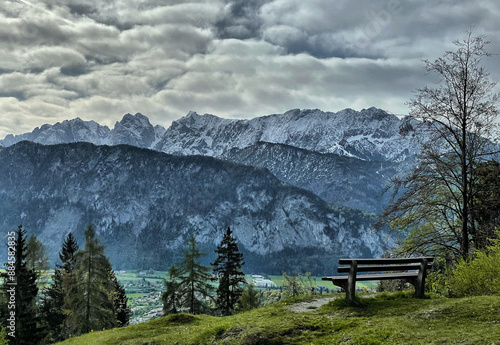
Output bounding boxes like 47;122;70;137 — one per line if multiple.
346;261;358;301
415;259;428;298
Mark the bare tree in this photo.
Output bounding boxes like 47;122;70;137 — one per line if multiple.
384;30;499;260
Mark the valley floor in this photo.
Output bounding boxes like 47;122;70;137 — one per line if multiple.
56;292;500;344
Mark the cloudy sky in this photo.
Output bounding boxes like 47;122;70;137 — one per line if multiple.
1;0;500;137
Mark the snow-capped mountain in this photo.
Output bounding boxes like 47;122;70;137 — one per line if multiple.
110;113;165;148
1;113;167;148
0;141;391;274
154;107;425;162
1;117;111;146
0;108;426;214
1;108;424;162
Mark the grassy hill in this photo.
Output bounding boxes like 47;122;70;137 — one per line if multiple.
56;292;500;345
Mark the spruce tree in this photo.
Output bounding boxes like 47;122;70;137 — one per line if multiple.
1;226;42;345
41;232;79;342
60;232;79;272
211;227;246;315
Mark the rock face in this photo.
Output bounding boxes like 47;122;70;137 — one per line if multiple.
0;141;391;274
221;142;413;214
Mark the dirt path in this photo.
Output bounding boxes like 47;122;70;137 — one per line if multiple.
288;296;338;312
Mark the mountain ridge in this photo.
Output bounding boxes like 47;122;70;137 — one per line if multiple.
221;141;412;213
0;112;166;148
154;107;424;161
0;141;391;274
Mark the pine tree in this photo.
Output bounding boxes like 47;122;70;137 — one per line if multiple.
0;226;42;345
41;232;79;342
472;160;500;249
168;235;214;315
162;265;182;315
211;227;246;315
67;224;116;335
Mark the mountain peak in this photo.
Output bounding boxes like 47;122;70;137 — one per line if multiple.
110;113;158;148
117;113;152;128
182;111;220;121
173;111;233;132
359;107;391;117
281;108;324;120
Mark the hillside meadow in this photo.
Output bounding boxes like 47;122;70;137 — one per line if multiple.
55;292;500;345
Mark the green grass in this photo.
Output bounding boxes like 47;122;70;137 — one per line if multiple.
56;292;500;344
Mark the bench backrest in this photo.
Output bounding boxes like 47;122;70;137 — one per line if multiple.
337;257;434;273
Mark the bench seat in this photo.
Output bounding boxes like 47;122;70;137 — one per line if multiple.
323;271;419;283
322;257;434;300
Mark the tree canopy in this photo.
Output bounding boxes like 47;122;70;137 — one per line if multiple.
384;31;499;260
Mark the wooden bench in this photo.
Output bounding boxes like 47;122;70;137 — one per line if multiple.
322;257;434;300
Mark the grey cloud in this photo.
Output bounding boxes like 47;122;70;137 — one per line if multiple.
61;0;220;31
0;91;27;101
215;0;268;39
25;47;87;72
1;0;500;139
60;64;89;76
256;0;500;59
65;3;97;17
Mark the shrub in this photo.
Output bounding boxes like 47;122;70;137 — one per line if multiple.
446;241;500;297
282;272;315;297
425;271;447;295
376;279;409;293
260;290;282;306
0;327;7;345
